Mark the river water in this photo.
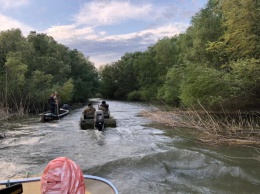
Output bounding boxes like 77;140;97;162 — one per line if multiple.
0;100;259;194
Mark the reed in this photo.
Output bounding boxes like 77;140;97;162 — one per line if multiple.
179;108;260;146
140;102;260;147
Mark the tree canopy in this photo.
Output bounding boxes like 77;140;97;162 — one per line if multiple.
0;29;99;114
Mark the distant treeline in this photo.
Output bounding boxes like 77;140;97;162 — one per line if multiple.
99;0;260;111
0;30;99;114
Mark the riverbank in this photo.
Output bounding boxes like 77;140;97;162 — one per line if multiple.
139;109;260;147
0;108;12;121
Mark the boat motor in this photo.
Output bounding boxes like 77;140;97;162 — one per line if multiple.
62;104;69;110
94;110;105;131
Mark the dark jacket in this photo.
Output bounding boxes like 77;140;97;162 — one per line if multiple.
48;97;56;108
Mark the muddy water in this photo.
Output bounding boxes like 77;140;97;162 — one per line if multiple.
0;99;259;194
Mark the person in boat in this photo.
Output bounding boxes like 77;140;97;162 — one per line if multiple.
48;93;56;114
54;91;61;115
99;101;109;111
83;103;96;114
40;157;86;194
98;101;110;118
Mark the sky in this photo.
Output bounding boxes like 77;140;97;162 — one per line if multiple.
0;0;207;68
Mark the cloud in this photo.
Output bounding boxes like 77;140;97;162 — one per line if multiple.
74;1;153;25
0;14;33;34
46;25;96;42
57;23;187;67
0;0;29;9
100;23;187;42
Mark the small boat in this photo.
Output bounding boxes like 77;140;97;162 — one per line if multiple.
0;175;118;194
39;105;70;122
80;109;116;130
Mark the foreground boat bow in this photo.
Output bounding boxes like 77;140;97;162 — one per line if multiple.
0;175;118;194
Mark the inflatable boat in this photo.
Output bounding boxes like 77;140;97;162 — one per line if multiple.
39;104;69;122
79;109;116;130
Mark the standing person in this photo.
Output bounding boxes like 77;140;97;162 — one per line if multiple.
54;91;61;115
48;93;56;114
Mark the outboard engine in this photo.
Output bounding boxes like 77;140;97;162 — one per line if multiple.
94;110;104;131
62;104;69;110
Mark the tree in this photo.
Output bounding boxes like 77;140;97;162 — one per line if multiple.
157;65;184;105
179;64;228;108
207;0;260;61
99;64;118;99
29;70;54;111
5;52;28;114
69;49;99;102
133;50;158;100
114;52;140;99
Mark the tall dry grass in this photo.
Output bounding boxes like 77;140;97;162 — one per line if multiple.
140;102;260;147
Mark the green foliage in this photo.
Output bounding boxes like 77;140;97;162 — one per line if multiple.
29;70;54;109
127;90;142;101
189;0;224;67
5;52;28;84
0;29;25;55
179;64;228;108
153;37;179;68
0;29;99;113
133;50;160;100
139;86;158;101
99;64;118;98
222;59;260;109
99;52;141;99
60;78;74;103
69;50;99;102
157;65;184;105
207;0;260;61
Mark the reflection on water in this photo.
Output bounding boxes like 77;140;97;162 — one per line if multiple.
0;99;259;194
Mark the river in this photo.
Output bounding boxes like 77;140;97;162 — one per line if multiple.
0;100;259;194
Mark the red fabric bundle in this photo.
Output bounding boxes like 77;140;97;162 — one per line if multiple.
41;157;86;194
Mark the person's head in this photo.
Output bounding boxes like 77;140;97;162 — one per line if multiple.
102;101;106;105
88;103;92;107
50;93;54;97
41;157;86;194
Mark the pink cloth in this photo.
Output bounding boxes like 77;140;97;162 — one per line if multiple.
41;157;86;194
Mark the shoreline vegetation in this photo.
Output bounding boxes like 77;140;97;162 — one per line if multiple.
139;104;260;148
0;108;13;121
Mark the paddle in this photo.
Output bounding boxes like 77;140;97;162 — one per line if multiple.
56;102;60;119
54;92;60;119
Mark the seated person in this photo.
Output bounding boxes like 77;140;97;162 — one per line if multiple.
83;103;96;118
99;101;109;118
99;101;109;111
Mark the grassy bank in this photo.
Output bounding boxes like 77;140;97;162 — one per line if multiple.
139;105;260;147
